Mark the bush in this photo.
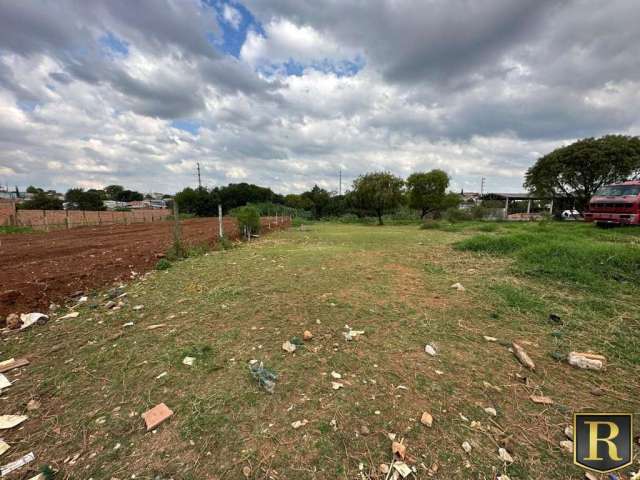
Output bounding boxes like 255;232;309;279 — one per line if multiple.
233;205;261;235
443;207;472;223
216;236;234;251
155;258;172;270
420;220;441;230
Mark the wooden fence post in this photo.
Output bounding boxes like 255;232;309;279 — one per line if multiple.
65;209;70;229
43;209;48;232
218;204;224;238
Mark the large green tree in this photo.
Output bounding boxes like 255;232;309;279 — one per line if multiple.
65;188;105;210
301;185;331;219
406;169;451;218
351;171;404;225
20;192;63;210
524;135;640;211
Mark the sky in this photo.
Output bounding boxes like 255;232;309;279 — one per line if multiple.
0;0;639;195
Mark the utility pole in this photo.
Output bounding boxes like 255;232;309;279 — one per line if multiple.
196;162;202;189
339;168;342;196
480;177;486;197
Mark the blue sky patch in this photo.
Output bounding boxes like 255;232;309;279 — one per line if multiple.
206;0;263;58
171;119;201;134
99;31;129;56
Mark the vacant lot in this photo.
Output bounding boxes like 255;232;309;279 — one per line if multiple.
0;217;288;317
1;222;638;479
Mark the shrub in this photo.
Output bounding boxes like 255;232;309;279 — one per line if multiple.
420;220;441;230
233;205;261;235
443;207;472;223
155;258;172;270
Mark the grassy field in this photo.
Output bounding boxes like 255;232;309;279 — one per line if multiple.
3;221;639;479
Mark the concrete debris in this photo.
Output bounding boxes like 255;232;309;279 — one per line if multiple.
567;351;606;371
303;330;313;341
0;415;27;430
343;326;365;341
560;440;574;454
182;356;195;366
420;412;433;427
0;451;35;476
142;403;173;431
331;382;344;390
59;311;80;320
330;371;342;379
529;395;553;405
512;342;536;370
291;419;308;429
498;447;514;463
451;282;465;291
282;340;297;353
484;407;497;417
461;441;472;453
483;335;498;342
424;344;437;356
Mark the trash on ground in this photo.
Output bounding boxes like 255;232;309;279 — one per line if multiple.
483;335;498;342
0;358;29;374
0;451;35;476
392;461;412;478
451;282;465;291
392;440;406;459
530;394;553;405
343;326;365;341
59;311;80;320
303;330;313;341
142;403;173;431
331;382;344;390
564;425;573;440
146;324;166;330
560;440;573;453
484;407;497;417
282;340;297;353
123;322;134;327
156;371;168;380
548;313;562;324
425;344;437;356
133;305;144;311
420;412;433;427
291;419;308;429
0;415;27;430
331;371;342;379
498;447;514;463
249;361;278;393
567;351;606;371
0;375;11;391
462;441;472;453
19;313;48;330
512;342;536;370
0;440;8;456
182;356;195;366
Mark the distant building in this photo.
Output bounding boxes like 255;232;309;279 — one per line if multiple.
103;200;129;210
459;191;481;210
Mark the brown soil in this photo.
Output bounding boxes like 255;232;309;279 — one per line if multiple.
0;217;288;318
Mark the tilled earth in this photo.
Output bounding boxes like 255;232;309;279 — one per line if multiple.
0;217;288;318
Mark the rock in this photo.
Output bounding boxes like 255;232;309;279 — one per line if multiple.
282;341;297;353
484;407;497;417
590;387;605;396
360;425;370;436
425;344;437;356
462;441;472;453
0;290;20;305
132;305;144;311
142;403;173;431
379;463;389;474
529;394;553;405
560;440;573;454
512;342;536;370
291;419;308;429
331;382;344;390
182;356;195;366
330;371;342;379
567;351;606;371
420;412;433;427
6;313;21;330
451;282;465;291
26;399;41;411
498;447;513;463
303;330;313;341
564;425;573;440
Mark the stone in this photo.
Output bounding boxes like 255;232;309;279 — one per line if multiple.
303;330;313;341
420;412;433;427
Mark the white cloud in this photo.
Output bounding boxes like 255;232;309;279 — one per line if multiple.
223;4;242;29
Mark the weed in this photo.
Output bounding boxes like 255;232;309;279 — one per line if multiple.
155;258;172;270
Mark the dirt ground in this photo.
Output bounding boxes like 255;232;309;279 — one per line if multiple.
0;217;288;318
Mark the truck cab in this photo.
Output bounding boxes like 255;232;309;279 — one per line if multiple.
584;180;640;226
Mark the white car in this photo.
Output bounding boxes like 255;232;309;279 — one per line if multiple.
561;209;580;219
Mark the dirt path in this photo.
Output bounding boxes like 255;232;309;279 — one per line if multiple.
0;217;288;317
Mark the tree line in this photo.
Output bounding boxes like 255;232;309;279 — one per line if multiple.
18;185;148;210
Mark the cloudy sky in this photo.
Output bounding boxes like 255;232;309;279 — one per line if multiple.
1;0;639;195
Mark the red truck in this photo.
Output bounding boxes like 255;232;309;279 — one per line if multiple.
584;180;640;226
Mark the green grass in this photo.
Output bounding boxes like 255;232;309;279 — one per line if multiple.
0;225;34;234
2;221;639;479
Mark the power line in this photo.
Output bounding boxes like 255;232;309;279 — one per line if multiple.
480;176;486;196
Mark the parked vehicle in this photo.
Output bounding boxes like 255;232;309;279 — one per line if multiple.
584;180;640;226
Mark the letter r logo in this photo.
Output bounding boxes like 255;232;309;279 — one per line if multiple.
574;413;632;473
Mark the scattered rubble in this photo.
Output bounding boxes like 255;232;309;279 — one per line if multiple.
512;342;536;370
142;403;173;431
451;282;465;291
567;351;606;371
330;371;342;379
249;361;278;393
331;382;344;390
291;419;308;429
182;356;195;366
461;441;472;453
424;344;437;356
343;325;365;341
282;340;297;353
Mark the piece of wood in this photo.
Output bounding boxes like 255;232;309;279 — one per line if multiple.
142;403;173;431
0;358;29;373
512;342;535;370
529;394;554;405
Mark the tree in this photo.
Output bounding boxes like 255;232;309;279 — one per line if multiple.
351;171;404;225
26;185;44;194
174;187;219;216
524;135;640;211
284;194;314;211
65;188;105;210
406;169;451;218
117;189;144;202
104;185;125;200
20;192;63;210
301;185;331;219
219;183;281;211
